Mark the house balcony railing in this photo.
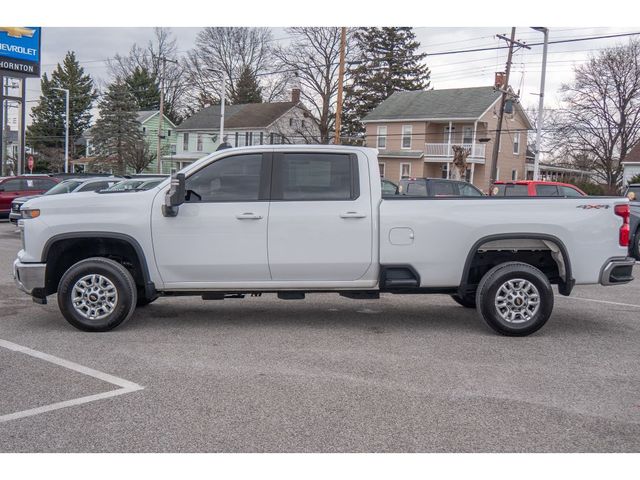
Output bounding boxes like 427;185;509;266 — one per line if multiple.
424;143;486;163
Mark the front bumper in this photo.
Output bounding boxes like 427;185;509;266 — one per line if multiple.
600;257;636;286
13;259;46;296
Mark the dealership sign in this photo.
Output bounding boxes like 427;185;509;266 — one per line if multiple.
0;27;41;77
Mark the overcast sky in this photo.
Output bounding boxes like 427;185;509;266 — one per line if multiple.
10;26;640;125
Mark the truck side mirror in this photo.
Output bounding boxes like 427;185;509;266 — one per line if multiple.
162;173;186;217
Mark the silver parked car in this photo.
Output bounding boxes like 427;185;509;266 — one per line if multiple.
9;177;122;224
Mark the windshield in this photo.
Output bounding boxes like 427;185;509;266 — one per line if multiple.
138;178;164;190
44;180;83;195
105;179;146;191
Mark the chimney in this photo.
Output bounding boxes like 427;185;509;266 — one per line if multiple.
494;72;506;89
291;88;301;103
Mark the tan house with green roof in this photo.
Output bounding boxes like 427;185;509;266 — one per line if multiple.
362;84;533;191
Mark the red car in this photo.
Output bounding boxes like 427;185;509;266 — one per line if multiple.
491;180;586;197
0;175;59;218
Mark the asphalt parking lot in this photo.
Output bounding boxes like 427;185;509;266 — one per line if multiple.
1;220;639;452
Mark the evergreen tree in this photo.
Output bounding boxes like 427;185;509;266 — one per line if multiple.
92;81;142;175
342;28;431;139
124;66;161;110
27;51;96;168
229;65;263;104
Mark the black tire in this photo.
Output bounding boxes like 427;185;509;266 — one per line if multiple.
475;262;553;336
57;257;137;332
450;294;476;308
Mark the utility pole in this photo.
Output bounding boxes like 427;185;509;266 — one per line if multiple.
334;27;347;145
532;27;549;181
206;68;226;144
1;76;7;177
157;57;166;174
488;28;530;185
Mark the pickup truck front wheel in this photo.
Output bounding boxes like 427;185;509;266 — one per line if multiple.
57;257;137;332
475;262;553;336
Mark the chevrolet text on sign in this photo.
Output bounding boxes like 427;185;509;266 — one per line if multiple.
0;27;41;77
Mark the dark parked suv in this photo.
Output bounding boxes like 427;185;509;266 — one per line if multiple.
398;177;483;197
0;175;59;219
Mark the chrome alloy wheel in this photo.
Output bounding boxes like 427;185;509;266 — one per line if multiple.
494;278;540;324
71;274;118;320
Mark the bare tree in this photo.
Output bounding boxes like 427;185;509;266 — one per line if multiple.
108;28;186;122
273;28;355;144
182;27;286;110
552;40;640;190
451;145;470;180
124;140;157;174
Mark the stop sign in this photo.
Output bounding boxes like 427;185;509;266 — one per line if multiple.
28;156;34;170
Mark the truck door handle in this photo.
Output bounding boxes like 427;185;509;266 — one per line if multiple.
236;212;263;220
340;211;367;219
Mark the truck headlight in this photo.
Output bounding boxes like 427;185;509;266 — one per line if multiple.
21;209;41;219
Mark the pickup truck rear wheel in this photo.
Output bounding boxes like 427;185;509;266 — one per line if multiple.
475;262;553;336
450;294;476;308
57;257;137;332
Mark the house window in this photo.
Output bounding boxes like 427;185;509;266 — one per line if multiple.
167;129;172;137
463;126;473;144
237;132;247;147
401;125;412;149
301;120;306;128
289;118;294;127
142;127;146;134
196;133;203;152
511;169;518;181
400;163;411;179
182;133;189;151
170;144;177;155
513;132;520;155
444;126;454;143
377;126;387;149
441;164;448;179
379;163;385;177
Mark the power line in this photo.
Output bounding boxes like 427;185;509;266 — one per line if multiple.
426;31;640;56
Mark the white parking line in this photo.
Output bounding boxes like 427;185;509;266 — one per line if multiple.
559;296;640;309
0;339;143;423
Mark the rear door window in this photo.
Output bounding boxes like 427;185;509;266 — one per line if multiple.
504;184;529;196
536;185;559;196
273;153;356;201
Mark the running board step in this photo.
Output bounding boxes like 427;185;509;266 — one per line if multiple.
339;292;380;300
278;292;305;300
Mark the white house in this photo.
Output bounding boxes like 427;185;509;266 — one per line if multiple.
172;89;319;171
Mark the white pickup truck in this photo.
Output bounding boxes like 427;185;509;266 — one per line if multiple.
13;145;635;336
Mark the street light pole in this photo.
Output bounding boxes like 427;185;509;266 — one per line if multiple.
206;69;226;144
531;27;549;181
52;87;70;173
